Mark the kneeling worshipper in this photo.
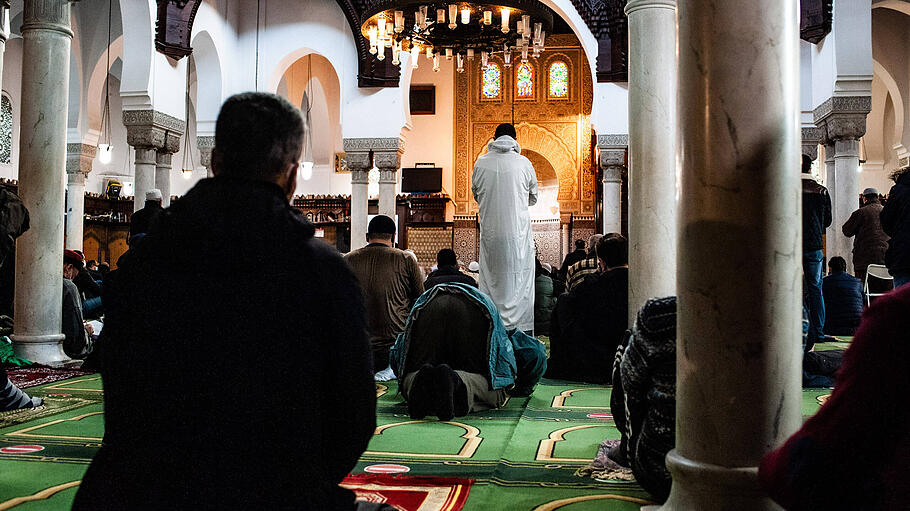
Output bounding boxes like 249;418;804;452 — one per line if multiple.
62;249;94;360
390;283;547;421
578;297;677;503
546;234;629;383
760;284;910;510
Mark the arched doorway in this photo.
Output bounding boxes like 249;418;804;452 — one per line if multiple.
523;149;560;220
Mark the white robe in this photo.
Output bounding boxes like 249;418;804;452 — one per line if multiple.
471;136;539;331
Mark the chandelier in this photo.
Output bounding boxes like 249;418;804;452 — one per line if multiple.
360;2;554;73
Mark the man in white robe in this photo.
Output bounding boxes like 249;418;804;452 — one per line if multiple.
471;123;539;332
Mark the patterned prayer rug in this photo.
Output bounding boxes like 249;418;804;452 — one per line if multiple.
342;474;472;511
6;368;94;389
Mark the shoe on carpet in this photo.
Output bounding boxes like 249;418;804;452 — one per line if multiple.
433;364;468;421
407;364;435;420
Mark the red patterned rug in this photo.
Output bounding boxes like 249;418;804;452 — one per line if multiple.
341;474;472;511
6;367;94;388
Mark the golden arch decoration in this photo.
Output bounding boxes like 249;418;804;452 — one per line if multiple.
551;388;609;410
7;412;104;442
536;424;611;462
45;376;103;392
365;420;482;459
532;494;654;510
0;481;82;511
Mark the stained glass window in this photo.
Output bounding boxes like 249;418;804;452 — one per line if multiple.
516;63;534;98
0;96;11;164
482;64;501;99
549;61;568;98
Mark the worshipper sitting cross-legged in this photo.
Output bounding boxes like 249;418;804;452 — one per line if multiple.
564;234;603;293
600;296;677;503
760;283;910;510
0;367;42;411
822;256;862;336
62;249;94;360
424;248;477;289
345;215;425;376
545;234;629;383
74;93;377;510
390;283;547;421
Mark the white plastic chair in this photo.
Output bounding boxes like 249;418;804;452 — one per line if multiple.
864;264;893;306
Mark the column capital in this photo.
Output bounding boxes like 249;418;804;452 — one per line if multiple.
374;152;401;172
197;135;215;167
22;0;73;38
813;96;872;142
122;109;185;153
801;126;823;161
155;151;173;166
351;169;370;185
602;166;623;183
65;143;97;176
597;134;627;174
378;169;397;184
345;151;373;173
625;0;677;15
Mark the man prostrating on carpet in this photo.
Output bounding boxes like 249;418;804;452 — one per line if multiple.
74;93;377;510
390;283;547;420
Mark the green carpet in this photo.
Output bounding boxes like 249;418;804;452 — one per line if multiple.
0;375;833;510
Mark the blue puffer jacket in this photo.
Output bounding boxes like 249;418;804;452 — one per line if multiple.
822;271;863;335
390;283;546;392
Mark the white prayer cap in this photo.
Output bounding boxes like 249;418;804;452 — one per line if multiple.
542;263;553;274
146;189;163;201
468;261;480;272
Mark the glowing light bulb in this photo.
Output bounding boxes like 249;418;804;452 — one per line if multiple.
394;11;404;33
500;8;510;33
410;45;420;68
433;54;440;72
445;47;453;60
461;7;470;24
448;5;457;29
181;168;192;180
436;8;445;24
483;10;492;25
301;161;314;181
98;144;113;164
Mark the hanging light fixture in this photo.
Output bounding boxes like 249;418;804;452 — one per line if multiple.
97;0;114;164
360;2;553;71
180;55;196;180
300;55;315;181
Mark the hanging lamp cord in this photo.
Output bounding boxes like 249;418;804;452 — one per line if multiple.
255;0;261;91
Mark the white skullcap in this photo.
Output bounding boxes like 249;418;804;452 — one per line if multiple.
146;189;163;201
468;261;480;272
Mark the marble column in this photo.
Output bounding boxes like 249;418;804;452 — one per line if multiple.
64;144;96;251
132;147;156;211
667;0;802;509
197;135;215;178
12;0;73;364
597;135;627;235
349;164;370;251
814;97;871;274
625;0;678;322
373;139;405;220
155;151;173;207
122;110;185;211
823;141;835;195
377;168;397;219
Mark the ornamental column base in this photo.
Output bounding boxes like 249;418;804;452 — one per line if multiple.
11;333;67;366
655;450;780;511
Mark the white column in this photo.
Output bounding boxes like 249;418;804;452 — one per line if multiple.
378;168;397;219
198;135;215;178
156;151;173;207
602;167;623;234
625;0;678;322
350;169;370;251
667;0;801;508
0;7;8;90
133;147;156;211
12;0;73;364
65;171;85;250
831;138;859;273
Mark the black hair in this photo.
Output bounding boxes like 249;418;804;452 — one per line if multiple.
828;256;847;273
437;248;457;267
801;154;812;174
494;123;517;140
596;233;628;268
213;92;304;180
574;239;586;250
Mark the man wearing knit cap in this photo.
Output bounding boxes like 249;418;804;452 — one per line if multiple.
62;249;93;359
128;188;163;242
842;187;889;282
345;214;424;374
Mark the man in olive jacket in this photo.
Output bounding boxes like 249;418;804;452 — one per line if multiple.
74;93;376;510
842;187;888;282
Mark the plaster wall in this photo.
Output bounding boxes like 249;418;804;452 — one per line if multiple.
592;82;628;135
811;0;874;108
400;58;456;198
871;8;910;154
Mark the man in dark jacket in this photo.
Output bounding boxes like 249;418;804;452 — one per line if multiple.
0;187;29;317
842;187;888;282
881;166;910;288
546;234;629;383
424;248;476;289
128;188;163;242
557;239;587;285
801;155;833;349
74;93;376;510
822;256;863;336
